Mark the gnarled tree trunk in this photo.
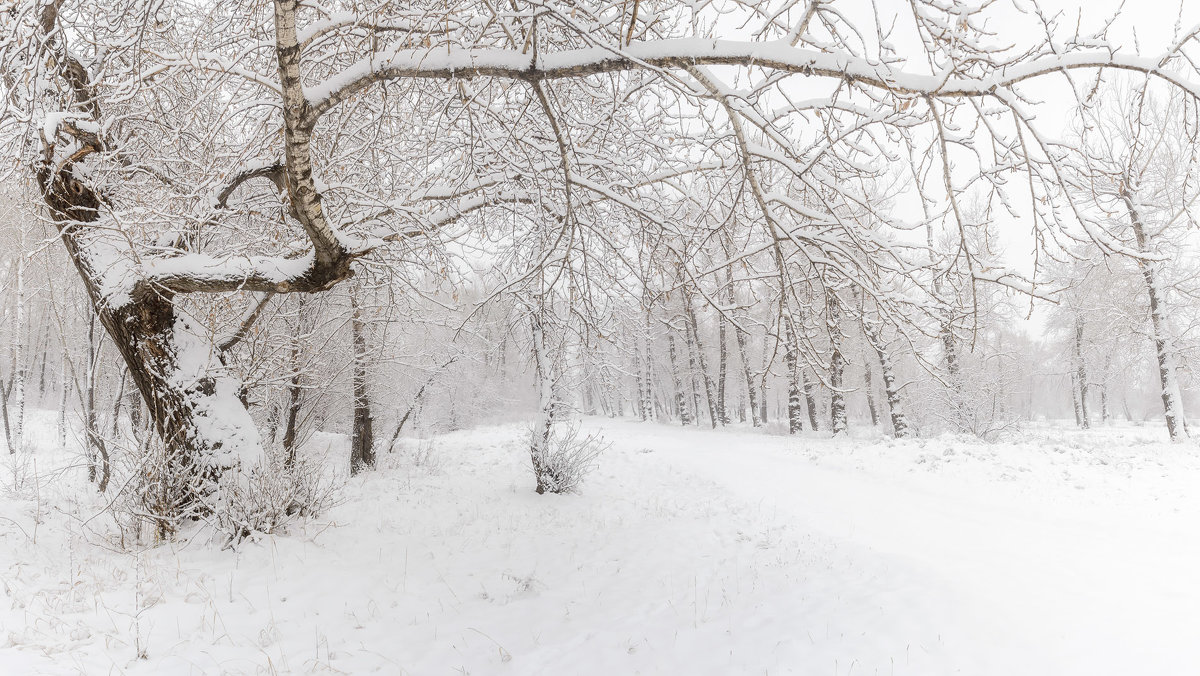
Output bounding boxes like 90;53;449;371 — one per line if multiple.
41;167;260;502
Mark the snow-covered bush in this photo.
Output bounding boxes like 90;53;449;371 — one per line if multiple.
2;448;39;500
530;421;608;495
929;351;1025;442
209;453;341;544
112;434;339;546
113;434;207;543
409;438;441;472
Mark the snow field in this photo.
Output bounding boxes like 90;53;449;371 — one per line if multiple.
2;413;1199;674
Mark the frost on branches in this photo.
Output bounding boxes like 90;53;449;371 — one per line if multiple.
3;0;1200;523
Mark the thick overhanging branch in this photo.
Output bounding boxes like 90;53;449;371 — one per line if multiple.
305;39;1200;122
140;250;357;296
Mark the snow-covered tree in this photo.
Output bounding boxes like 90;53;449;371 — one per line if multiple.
6;0;1200;503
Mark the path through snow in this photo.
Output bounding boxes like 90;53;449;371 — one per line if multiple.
609;422;1200;675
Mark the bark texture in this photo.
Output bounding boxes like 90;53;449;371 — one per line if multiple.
349;295;376;475
1123;190;1188;440
784;316;804;435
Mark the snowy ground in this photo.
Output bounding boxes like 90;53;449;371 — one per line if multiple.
3;411;1200;675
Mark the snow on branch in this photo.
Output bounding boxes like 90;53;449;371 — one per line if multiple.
305;39;1200;123
143;252;317;294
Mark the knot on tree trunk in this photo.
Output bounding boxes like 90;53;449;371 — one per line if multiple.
41;165;102;223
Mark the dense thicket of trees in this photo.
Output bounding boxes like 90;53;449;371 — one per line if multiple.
3;0;1200;528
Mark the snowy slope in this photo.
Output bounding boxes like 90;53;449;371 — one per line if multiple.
2;414;1199;674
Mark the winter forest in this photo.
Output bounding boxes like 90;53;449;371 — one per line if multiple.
3;0;1200;673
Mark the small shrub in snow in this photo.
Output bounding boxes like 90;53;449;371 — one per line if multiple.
2;449;39;499
210;452;341;544
111;434;207;543
380;436;441;474
410;438;440;472
529;421;608;495
112;433;339;546
914;373;1022;442
941;395;1022;442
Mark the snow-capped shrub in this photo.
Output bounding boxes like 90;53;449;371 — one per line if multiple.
408;437;441;472
111;432;339;546
209;452;341;545
530;421;608;495
933;376;1023;442
112;433;207;543
2;448;38;499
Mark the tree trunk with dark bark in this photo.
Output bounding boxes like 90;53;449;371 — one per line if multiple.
784;316;804;434
348;295;375;475
666;332;692;425
684;289;718;429
44;167;246;495
828;302;847;435
802;368;819;432
862;320;909;438
0;377;12;454
281;332;304;466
